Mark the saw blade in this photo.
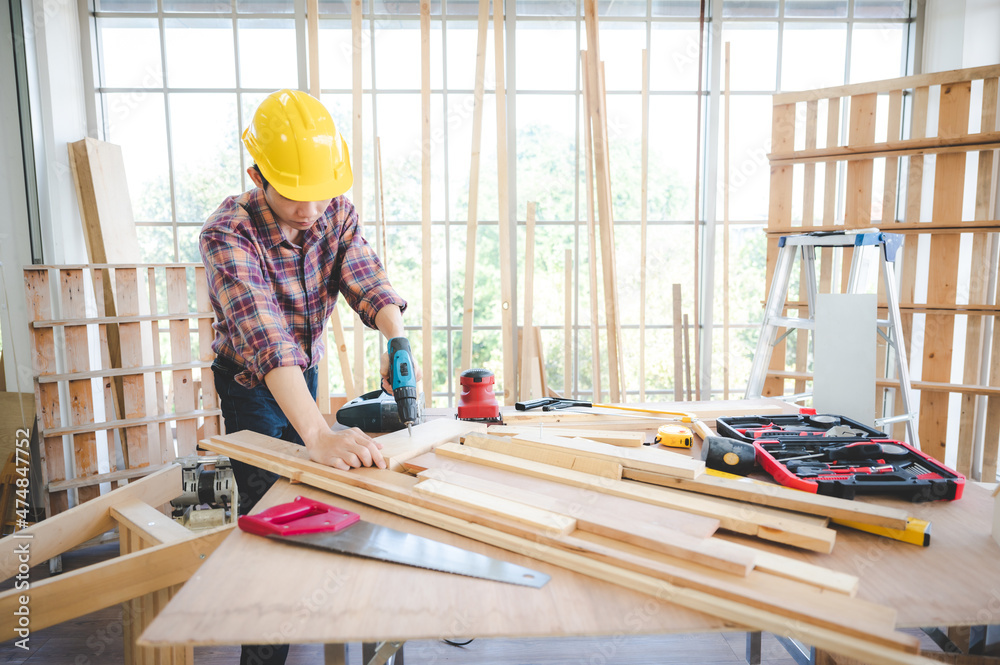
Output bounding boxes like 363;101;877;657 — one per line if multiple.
273;520;549;588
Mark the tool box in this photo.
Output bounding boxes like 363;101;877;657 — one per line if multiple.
715;413;965;502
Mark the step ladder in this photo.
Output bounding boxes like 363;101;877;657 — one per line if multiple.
744;230;920;449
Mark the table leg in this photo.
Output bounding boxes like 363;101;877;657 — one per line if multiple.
745;631;761;665
362;641;405;665
324;643;347;665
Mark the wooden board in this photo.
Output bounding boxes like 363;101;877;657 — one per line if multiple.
368;418;488;470
167;267;196;458
487;425;644;447
580;50;602;403
433;443;836;553
463;432;623;479
494;0;514;404
420;0;432;408
507;431;704;479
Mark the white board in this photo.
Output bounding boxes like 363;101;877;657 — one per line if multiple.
814;293;876;427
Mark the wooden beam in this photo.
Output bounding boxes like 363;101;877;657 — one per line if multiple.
582;3;622;402
581;50;602;404
623;468;909;529
352;0;365;397
673;284;684;400
462;431;624;479
507;431;704;479
0;526;231;642
486;425;644;447
520;202;539;400
640;48;649;401
110;499;192;545
0;464;180;581
420;0;433;408
564;248;573;398
434;442;836;553
723;41;731;399
494;0;514;404
460;0;490;372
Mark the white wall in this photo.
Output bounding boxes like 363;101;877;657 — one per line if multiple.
923;0;1000;72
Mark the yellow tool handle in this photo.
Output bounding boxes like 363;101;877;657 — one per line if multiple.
593;403;696;422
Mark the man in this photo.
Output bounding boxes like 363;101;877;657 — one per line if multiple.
200;89;418;664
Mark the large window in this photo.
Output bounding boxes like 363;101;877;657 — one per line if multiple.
87;0;917;405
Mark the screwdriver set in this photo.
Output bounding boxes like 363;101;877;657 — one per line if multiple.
714;413;965;502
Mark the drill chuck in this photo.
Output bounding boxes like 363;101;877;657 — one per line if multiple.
388;337;420;429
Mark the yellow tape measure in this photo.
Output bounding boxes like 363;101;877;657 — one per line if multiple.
655;424;693;449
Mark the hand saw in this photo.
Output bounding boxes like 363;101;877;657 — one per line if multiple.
239;496;550;588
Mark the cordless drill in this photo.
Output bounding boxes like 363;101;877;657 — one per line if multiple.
387;337;420;436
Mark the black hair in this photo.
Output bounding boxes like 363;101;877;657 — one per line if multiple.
252;164;270;191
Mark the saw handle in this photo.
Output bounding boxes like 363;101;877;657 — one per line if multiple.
238;496;361;537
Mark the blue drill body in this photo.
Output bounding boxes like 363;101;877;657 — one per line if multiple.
387;337;420;435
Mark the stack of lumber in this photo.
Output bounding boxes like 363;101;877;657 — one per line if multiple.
203;419;937;665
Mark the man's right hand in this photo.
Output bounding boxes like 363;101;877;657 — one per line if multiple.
304;427;387;471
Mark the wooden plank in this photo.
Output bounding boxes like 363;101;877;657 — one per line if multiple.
433;443;836;552
146;269;171;479
49;464;166;492
414;477;577;535
507;431;704;479
823;97;841;225
110;499;192;545
723;42;732;398
494;0;514;404
463;432;623;479
420;0;432;408
920;81;972;463
0;525;230;642
201;433;917;659
89;269;121;476
583;2;622;403
166;268;196;459
520;202;540;400
981;77;1000;481
622;467;909;529
405;450;720;539
683;313;693;401
564;248;572;398
459;0;490;372
845;92;877;229
41;409;222;439
882;89;903;223
771;63;1000;104
769;131;1000;164
372;418;488;471
194;266;221;439
640;48;649;401
115;268;153;470
415;467;752;577
797;97;819;395
60;269;101;504
581;49;601;403
673;284;684;400
486;425;644;447
0;464;181;581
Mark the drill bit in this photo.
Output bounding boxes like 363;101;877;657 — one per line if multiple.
406;422;413;437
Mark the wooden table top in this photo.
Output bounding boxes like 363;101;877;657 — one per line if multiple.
140;402;1000;647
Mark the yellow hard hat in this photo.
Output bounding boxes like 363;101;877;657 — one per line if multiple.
242;89;353;202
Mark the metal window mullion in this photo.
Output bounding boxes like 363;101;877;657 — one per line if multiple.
844;0;854;85
157;0;180;262
295;0;307;95
775;0;784;91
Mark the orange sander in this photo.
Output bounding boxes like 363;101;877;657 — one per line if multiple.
457;368;502;423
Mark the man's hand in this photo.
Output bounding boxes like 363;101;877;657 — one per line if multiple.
379;351;423;394
305;427;386;471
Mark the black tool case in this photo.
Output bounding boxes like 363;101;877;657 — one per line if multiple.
715;413;965;502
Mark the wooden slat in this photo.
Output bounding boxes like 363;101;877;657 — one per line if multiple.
494;0;514;404
583;0;622;403
166;268;196;459
581;49;602;403
194;266;221;438
61;269;101;504
415;467;753;577
24;270;66;515
564;248;573;398
146;268;171;451
882;89;903;224
920;81;972;463
640;48;649;400
414;477;577;535
520;202;539;400
802;99;819;226
115;268;153;469
352;0;365;399
772;63;1000;104
463;432;624;479
846;93;877;229
111;498;192;545
823;97;841;225
433;442;836;553
372;418;488;471
486;425;644;447
507;431;704;479
769;131;1000;164
672;284;684;400
459;0;489;372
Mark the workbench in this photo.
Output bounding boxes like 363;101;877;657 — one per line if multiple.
139;402;1000;663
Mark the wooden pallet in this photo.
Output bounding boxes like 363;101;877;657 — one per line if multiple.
24;264;222;517
763;64;1000;478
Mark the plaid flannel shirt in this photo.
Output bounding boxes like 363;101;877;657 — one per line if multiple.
200;187;406;388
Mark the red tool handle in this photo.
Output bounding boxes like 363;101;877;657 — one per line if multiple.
238;496;361;537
